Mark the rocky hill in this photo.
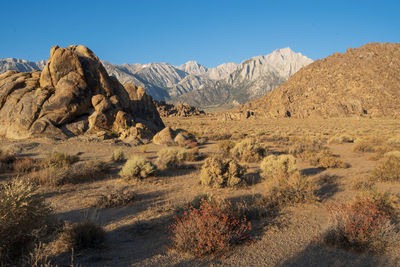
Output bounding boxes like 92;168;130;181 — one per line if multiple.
154;100;205;117
0;58;46;73
0;45;164;140
238;43;400;118
171;48;312;107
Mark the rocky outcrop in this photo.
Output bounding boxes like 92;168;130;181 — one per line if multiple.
0;45;164;140
238;43;400;118
154;100;205;117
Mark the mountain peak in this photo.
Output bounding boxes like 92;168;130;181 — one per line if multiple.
178;60;208;75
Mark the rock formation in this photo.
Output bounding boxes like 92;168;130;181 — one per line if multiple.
238;43;400;118
0;45;164;140
154;100;205;117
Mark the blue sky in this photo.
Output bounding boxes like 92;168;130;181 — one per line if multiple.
1;0;398;67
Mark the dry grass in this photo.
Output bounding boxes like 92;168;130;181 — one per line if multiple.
217;140;236;156
120;155;155;180
12;157;36;173
200;156;246;188
0;179;52;264
309;150;349;168
155;147;191;170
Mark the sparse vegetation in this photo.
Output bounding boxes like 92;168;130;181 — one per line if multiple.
230;138;267;162
96;189;136;208
259;154;297;179
120;155;155;180
0;179;52;263
263;172;317;207
324;197;400;253
155;147;188;170
200;156;246;188
169;199;252;257
12;157;36;173
217;140;235;156
112;148;125;162
309;150;349;168
41;152;79;168
56;221;105;252
370;156;400;182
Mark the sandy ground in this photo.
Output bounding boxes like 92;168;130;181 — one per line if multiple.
1;116;400;266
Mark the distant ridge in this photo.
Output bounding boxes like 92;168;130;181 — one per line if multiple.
238;43;400;118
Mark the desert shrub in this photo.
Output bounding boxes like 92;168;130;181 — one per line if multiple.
383;150;400;159
0;180;52;263
29;160;108;186
217;140;236;156
120;155;155;180
13;157;36;173
288;138;324;159
177;148;198;162
309;150;349;168
200;156;246;188
112;148;125;162
230;138;267;162
328;134;354;144
56;221;105;252
155;147;187;170
96;189;135;208
169;199;252;257
353;136;385;153
351;177;376;191
324;197;400;253
263;172;317;207
209;132;232;141
370;156;400;182
259;154;298;179
41;152;79;168
0;149;16;164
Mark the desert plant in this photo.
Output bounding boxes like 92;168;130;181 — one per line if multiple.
169;199;252;257
230;138;267;162
324;197;400;253
112;148;125;162
0;179;52;263
353;136;385;153
383;150;400;159
217;140;236;156
120;155;155;180
41;152;79;168
29;160;108;186
309;150;349;168
0;148;16;164
155;147;187;170
263;172;317;207
96;189;135;208
288;138;325;158
57;221;105;251
13;157;36;173
200;156;246;188
259;154;298;179
370;156;400;182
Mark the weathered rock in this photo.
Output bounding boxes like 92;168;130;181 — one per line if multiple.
153;100;205;117
152;127;175;145
0;45;165;140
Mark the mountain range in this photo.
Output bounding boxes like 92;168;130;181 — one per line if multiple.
0;48;312;108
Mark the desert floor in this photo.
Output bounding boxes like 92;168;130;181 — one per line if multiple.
2;115;400;266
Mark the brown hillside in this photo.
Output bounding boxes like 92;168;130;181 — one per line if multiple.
239;43;400;118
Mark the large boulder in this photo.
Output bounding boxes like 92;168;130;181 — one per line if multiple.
0;45;164;140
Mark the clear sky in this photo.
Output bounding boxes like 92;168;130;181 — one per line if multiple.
1;0;398;67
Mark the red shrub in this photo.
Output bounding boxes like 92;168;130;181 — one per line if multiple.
325;198;399;253
169;200;252;257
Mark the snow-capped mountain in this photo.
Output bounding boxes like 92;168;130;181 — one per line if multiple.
0;47;312;107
